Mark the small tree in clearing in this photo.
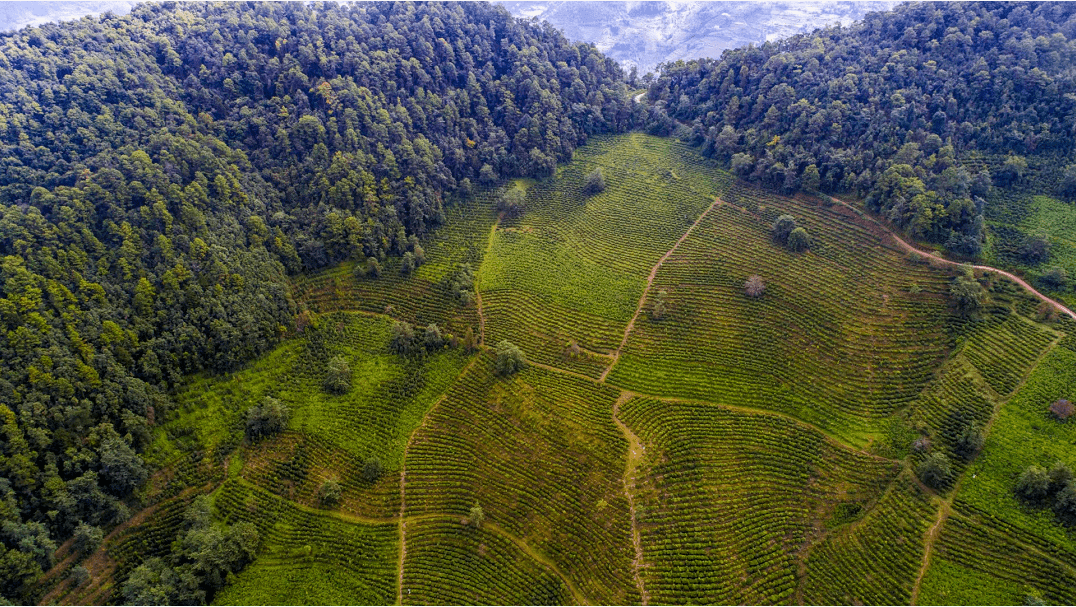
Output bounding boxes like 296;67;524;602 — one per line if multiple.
246;397;290;442
498;185;527;218
1015;464;1051;503
494;340;526;376
324;355;351;394
318;477;342;508
651;289;669;320
584;168;606;195
744;275;765;298
1050;399;1074;421
390;321;416;355
918;452;953;489
773;214;797;243
469;503;485;528
787;227;811;252
950;267;983;316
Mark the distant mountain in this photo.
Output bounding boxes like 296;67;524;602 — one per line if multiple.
0;0;134;32
496;1;898;74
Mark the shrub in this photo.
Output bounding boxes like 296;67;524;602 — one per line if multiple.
494;340;526;376
362;458;384;483
772;214;797;243
651;289;669;320
1059;163;1076;201
73;522;103;555
400;251;416;276
365;256;381;278
1020;236;1050;265
954;423;984;459
323;356;351;394
744;275;765;298
1053;481;1076;523
390;321;416;355
497;185;527;218
1048;461;1074;494
1040;266;1069;290
424;323;443;350
246;397;289;442
1050;399;1074;421
917;452;953;489
469;503;485;528
69;565;90;587
949;268;983;316
1015;464;1051;503
787;227;811;252
318;477;342;508
583;168;605;195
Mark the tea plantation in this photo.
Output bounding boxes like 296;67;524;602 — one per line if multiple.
43;134;1076;605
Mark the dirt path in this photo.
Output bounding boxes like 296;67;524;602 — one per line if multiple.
600;197;723;382
612;391;650;605
826;195;1076;321
397;356;480;605
910;501;951;605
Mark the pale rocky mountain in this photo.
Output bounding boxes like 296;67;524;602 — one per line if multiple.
497;1;899;74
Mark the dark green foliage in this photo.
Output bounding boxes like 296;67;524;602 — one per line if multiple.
950;269;983;316
362;458;384;484
1047;462;1073;494
787;227;811;252
1053;482;1076;523
424;324;444;351
68;565;90;587
318;478;342;508
400;252;416;276
324;356;352;395
1059;164;1076;201
245;397;290;442
0;0;629;547
494;340;527;376
1020;236;1051;265
802;164;821;193
996;156;1029;188
1040;267;1070;290
1015;464;1051;504
954;424;984;460
498;185;528;218
772;214;797;244
584;168;606;195
448;264;476;306
918;452;953;489
72;522;103;555
389;321;417;356
365;257;383;279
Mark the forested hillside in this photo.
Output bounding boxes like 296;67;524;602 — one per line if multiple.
647;2;1076;255
0;2;631;599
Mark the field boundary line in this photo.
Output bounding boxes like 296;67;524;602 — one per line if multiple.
397;355;481;605
599;196;724;382
482;521;589;605
612;391;650;605
824;194;1076;321
476;215;501;346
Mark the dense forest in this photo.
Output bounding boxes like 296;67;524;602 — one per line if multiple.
647;2;1076;254
0;1;632;599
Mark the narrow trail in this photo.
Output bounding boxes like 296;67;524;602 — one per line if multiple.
476;216;501;346
612;391;650;605
397;356;480;605
826;195;1076;321
910;501;951;605
600;197;723;382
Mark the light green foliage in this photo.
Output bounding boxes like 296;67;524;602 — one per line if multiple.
323;355;352;394
493;340;526;376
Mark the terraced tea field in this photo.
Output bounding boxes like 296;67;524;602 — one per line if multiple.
72;133;1076;605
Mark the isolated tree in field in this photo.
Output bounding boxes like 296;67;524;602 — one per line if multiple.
1051;399;1074;421
773;214;797;244
364;257;382;278
69;566;90;587
390;321;416;355
1041;266;1069;290
246;397;289;442
1020;235;1050;265
362;458;383;483
1048;462;1073;494
494;340;526;376
744;275;766;297
424;323;444;350
1015;464;1051;503
787;227;811;252
954;423;984;459
1054;481;1076;523
651;289;669;320
463;326;478;352
498;185;527;218
918;452;953;489
469;503;485;528
318;477;342;508
802;164;821;193
323;356;352;394
584;168;606;195
950;267;983;315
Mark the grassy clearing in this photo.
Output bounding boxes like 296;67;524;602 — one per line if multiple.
213;480;397;605
617;396;899;605
478;133;730;376
607;183;957;443
291;194;498;337
403;355;637;604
